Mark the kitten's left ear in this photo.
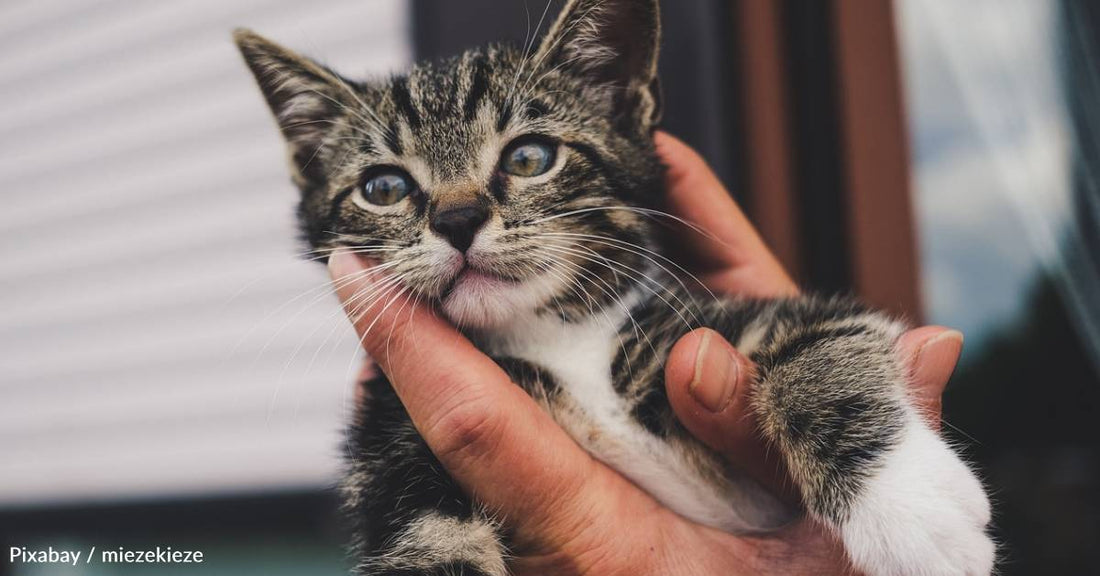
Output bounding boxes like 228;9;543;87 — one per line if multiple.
233;29;360;181
535;0;662;129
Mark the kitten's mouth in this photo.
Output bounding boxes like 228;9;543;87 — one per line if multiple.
435;258;561;328
439;263;518;300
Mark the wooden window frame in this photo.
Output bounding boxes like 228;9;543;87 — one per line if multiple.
736;0;922;319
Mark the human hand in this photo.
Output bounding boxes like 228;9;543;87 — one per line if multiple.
329;132;963;575
654;132;962;507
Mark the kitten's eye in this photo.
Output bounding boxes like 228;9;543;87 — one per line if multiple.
361;171;413;206
501;140;556;177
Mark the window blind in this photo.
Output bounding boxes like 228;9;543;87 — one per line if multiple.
0;0;411;507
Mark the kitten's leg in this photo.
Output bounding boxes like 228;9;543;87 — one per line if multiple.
343;376;508;576
736;299;995;576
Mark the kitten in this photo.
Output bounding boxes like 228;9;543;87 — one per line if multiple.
234;1;994;574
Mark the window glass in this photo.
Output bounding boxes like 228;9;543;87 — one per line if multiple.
898;1;1100;571
0;0;410;573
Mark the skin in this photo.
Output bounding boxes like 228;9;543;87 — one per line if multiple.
330;132;963;575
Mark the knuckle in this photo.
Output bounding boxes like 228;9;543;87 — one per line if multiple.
427;397;507;468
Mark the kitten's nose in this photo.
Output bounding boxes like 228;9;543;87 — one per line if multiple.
430;202;490;253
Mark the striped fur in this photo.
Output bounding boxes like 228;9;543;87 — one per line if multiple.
236;1;993;574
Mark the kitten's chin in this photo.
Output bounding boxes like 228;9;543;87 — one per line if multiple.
440;269;559;329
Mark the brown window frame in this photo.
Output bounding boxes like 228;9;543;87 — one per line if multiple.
735;0;922;319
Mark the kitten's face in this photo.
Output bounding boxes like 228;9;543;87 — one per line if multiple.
237;0;663;327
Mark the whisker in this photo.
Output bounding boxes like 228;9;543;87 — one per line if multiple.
513;0;610;109
264;261;407;380
527;205;734;253
343;282;413;381
539;237;701;321
247;259;405;363
535;249;661;365
535;253;644;376
536;246;655;342
536;230;721;306
539;242;700;331
300;270;410;383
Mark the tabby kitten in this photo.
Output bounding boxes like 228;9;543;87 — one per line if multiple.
234;1;994;574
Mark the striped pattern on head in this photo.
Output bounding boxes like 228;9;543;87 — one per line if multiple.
236;0;665;327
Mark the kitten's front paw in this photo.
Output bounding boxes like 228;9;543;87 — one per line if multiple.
355;510;508;576
840;422;994;576
367;563;495;576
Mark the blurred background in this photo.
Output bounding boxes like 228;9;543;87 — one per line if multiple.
0;0;1097;574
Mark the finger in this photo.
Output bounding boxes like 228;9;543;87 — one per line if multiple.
897;326;964;430
663;329;800;505
655;132;797;298
664;326;963;508
354;361;377;406
328;251;606;535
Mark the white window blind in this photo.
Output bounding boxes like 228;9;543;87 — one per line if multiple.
0;0;411;507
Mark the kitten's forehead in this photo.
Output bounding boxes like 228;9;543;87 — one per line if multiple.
372;47;522;181
362;45;591;187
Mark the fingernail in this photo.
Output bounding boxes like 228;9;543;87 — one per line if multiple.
327;248;362;278
915;329;964;383
690;330;740;413
918;329;964;361
931;329;964;347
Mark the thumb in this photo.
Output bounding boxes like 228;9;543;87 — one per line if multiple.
666;326;965;508
327;251;616;545
664;329;799;504
897;326;964;430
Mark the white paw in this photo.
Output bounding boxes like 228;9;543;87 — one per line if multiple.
839;419;994;576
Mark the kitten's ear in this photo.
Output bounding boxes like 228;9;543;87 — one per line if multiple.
233;29;356;173
535;0;662;127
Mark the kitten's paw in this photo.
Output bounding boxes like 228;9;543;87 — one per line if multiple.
840;422;994;576
357;512;507;576
360;560;501;576
366;563;496;576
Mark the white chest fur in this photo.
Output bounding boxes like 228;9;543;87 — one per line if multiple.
485;300;789;533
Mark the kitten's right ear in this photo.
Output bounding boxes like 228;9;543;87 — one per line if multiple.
233;29;354;170
534;0;662;129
